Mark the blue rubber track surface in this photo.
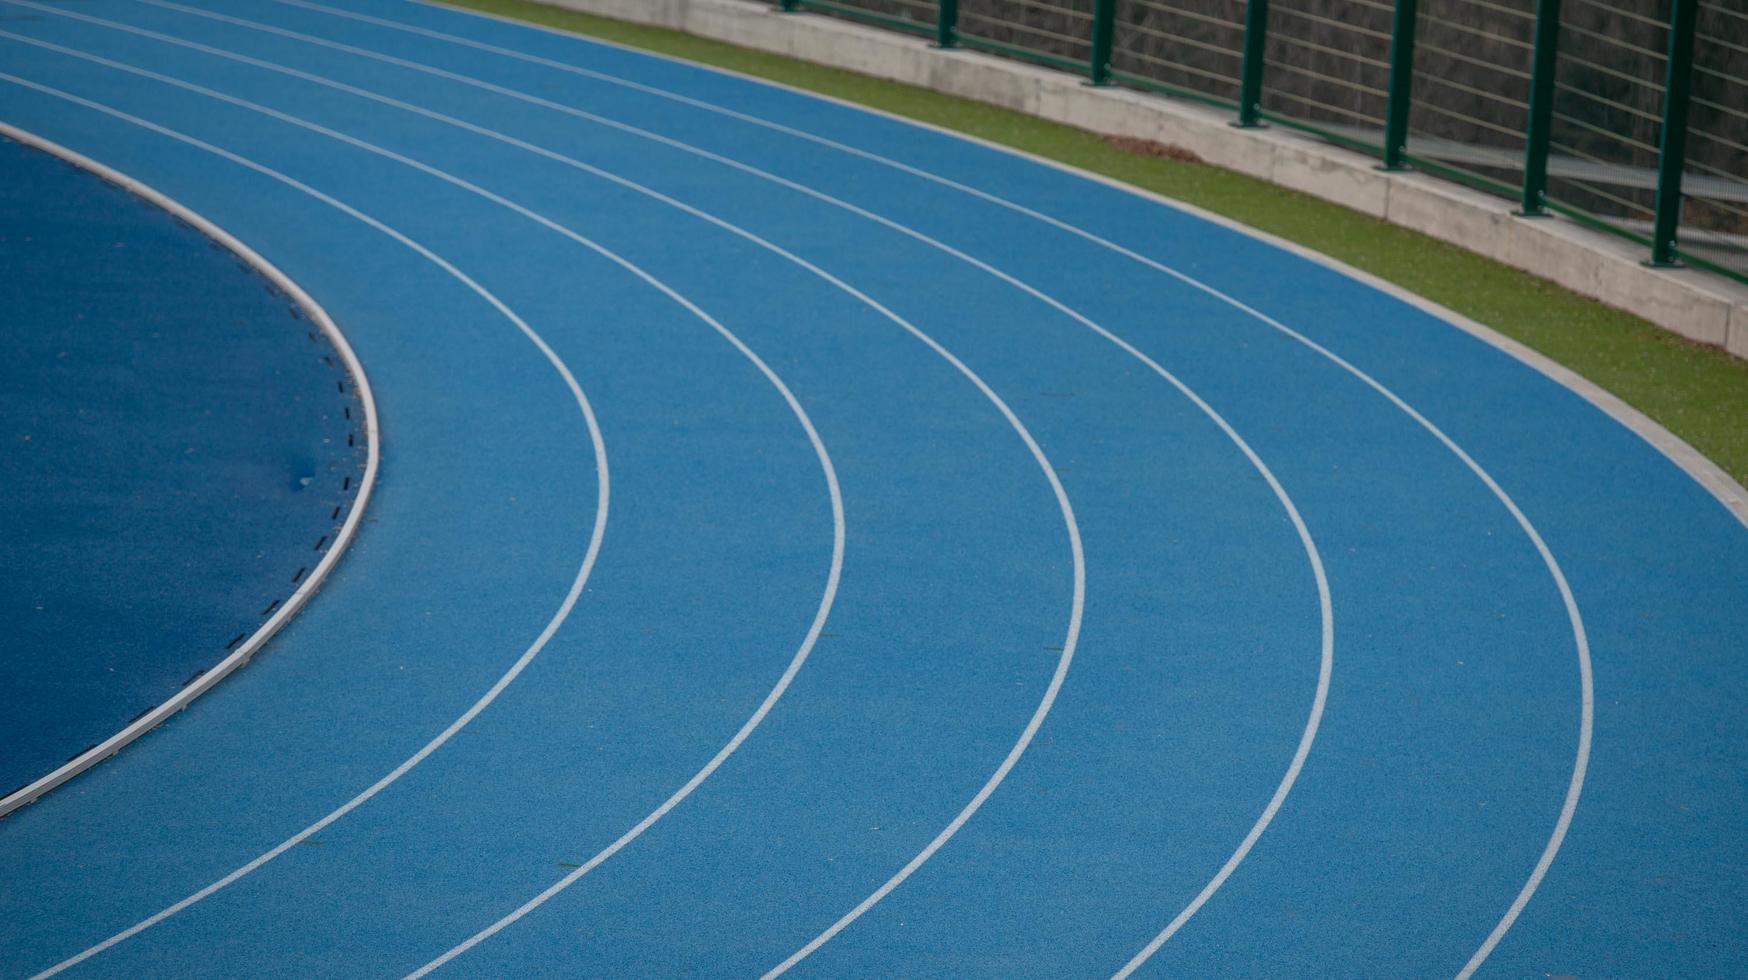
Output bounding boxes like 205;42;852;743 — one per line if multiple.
0;132;362;801
0;1;1744;976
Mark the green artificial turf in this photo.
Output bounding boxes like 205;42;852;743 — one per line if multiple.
441;0;1748;488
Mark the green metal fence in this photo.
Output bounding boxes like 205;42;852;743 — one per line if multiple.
775;0;1748;283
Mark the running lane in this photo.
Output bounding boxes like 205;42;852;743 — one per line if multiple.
0;1;1744;977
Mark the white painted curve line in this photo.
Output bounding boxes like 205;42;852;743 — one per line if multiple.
51;5;1333;970
407;407;839;977
0;123;379;821
0;72;613;980
240;7;1592;967
0;26;848;979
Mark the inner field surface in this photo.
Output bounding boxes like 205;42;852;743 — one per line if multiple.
0;131;363;801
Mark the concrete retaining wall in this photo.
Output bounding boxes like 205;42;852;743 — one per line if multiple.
529;0;1748;359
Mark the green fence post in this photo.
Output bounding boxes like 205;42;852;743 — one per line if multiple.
1380;0;1420;170
1516;0;1561;215
1648;0;1699;266
1233;0;1270;127
936;0;959;48
1089;0;1117;85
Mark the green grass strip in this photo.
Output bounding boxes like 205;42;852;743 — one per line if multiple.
442;0;1748;488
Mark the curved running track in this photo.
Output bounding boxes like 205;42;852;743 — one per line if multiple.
1;1;1744;976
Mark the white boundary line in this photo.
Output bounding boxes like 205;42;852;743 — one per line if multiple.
116;2;1585;972
0;121;381;821
0;74;612;980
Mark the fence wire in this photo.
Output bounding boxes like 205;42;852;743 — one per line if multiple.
788;0;939;35
1261;0;1395;136
956;0;1096;70
1683;0;1748;276
1110;0;1248;105
1405;0;1536;192
1544;0;1665;226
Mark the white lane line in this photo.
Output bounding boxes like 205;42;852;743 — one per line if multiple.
0;122;379;821
0;70;610;980
254;5;1598;970
53;4;1335;972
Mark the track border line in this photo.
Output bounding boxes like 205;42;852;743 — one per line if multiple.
0;121;381;821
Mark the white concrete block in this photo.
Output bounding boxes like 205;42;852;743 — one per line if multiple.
1599;262;1732;346
687;3;790;49
1268;138;1389;217
1384;173;1515;265
1729;306;1748;360
1180;124;1278;182
1037;84;1279;182
589;0;688;27
927;50;1043;114
542;0;674;26
778;14;923;79
1035;81;1157;141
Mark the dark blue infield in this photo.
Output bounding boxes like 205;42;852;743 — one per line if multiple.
0;0;1744;976
0;132;362;802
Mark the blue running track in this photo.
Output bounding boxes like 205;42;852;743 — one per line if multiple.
1;1;1745;976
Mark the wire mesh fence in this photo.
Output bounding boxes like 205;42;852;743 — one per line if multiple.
1684;0;1748;277
956;0;1097;70
766;0;1748;283
1109;0;1248;106
1403;0;1536;193
1260;0;1394;136
1543;0;1665;236
783;0;939;36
